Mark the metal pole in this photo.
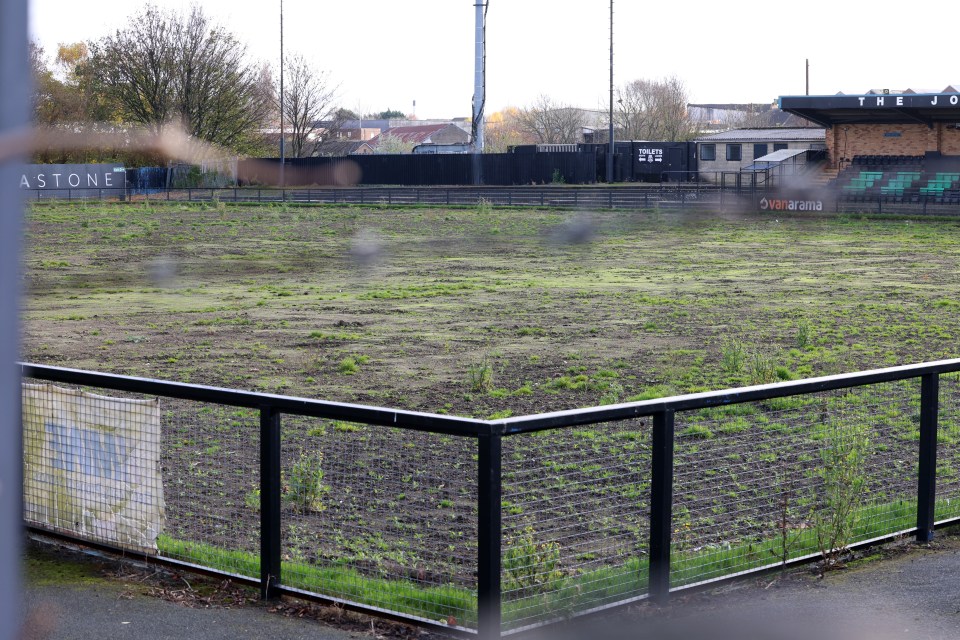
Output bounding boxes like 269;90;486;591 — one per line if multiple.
260;405;282;599
916;374;939;542
472;1;487;185
649;410;675;601
279;0;285;188
477;433;502;639
606;0;614;184
0;0;27;636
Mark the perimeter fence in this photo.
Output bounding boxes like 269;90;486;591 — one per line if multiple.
23;185;724;211
20;359;960;638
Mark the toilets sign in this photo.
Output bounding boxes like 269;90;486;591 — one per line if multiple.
637;147;664;163
19;164;125;192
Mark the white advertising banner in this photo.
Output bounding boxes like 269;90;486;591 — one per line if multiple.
22;383;165;553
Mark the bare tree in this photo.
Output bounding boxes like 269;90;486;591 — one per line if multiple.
276;53;338;158
516;95;585;144
613;76;700;141
87;4;270;153
724;104;777;129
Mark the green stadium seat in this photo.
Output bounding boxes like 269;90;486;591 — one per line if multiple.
881;171;921;195
843;170;884;191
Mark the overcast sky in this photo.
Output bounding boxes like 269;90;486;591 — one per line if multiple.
28;0;960;120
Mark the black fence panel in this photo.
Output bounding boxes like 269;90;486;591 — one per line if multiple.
126;166;168;192
240;152;602;187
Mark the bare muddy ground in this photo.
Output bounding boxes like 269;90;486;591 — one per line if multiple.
23;203;960;418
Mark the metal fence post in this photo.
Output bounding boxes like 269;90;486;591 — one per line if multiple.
477;432;502;639
649;409;675;601
0;0;28;635
260;405;282;600
917;373;939;542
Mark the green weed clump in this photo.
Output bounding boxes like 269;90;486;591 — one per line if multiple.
285;451;329;513
467;357;493;392
721;339;746;374
502;526;562;596
813;420;870;566
795;318;813;349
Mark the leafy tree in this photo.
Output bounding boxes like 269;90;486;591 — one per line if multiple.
332;108;359;121
375;109;406;119
516;95;585;144
374;134;414;154
484;107;532;152
87;4;270;153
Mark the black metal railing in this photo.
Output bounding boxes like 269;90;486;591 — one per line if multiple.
24;185;725;210
835;192;960;215
20;358;960;638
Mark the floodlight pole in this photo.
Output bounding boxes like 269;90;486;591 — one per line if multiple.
472;1;488;185
606;0;615;183
0;0;27;637
279;0;285;188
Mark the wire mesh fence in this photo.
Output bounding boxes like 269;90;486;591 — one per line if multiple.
936;372;960;521
671;381;920;589
19;361;960;638
157;401;261;579
500;418;650;632
279;417;478;627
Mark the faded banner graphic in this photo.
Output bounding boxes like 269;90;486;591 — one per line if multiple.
22;384;165;553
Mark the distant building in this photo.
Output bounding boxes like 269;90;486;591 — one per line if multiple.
696;128;826;180
367;123;470;152
688;103;815;133
333;118;471;141
314;139;374;156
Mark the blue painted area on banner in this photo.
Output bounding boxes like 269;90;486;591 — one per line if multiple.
45;421;129;482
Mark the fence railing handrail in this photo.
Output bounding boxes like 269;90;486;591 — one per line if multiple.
496;357;960;433
19;362;488;437
23;357;960;436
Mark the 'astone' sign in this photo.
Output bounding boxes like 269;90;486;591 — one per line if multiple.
19;164;125;191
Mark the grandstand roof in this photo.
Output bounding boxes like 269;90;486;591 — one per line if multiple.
779;93;960;128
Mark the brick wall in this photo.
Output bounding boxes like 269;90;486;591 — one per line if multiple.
826;123;960;164
941;125;960;155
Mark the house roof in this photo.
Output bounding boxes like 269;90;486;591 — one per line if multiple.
315;140;368;156
754;148;808;163
697;128;825;143
367;124;468;146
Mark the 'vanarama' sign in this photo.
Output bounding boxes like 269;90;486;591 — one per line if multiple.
19;164;125;192
759;196;824;212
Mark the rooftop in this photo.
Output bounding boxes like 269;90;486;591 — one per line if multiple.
780;90;960;127
697;128;825;142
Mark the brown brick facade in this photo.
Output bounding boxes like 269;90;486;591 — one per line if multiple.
827;123;960;165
